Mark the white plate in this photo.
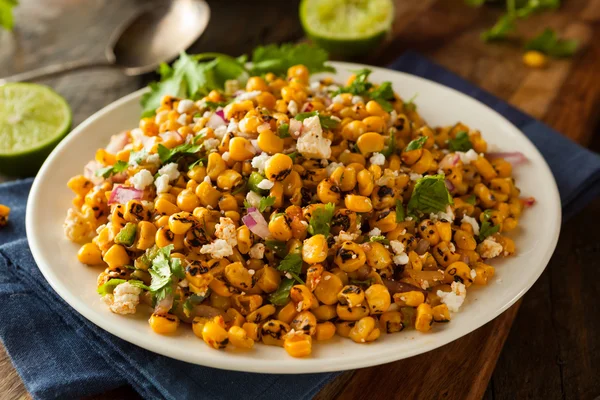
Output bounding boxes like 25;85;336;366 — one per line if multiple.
26;62;561;374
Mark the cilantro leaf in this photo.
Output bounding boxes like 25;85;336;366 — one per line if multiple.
465;194;477;205
265;240;288;258
157;143;202;164
403;93;418;112
481;14;516;42
369;236;390;245
269;278;295;306
259;196;276;212
148;244;183;304
97;279;149;296
381;128;396;157
307;203;336;236
294;111;340;129
0;0;18;31
478;210;501;241
188;158;206;170
448;131;473;152
370;82;395;112
250;43;335;76
114;223;137;247
407;175;454;215
95;160;128;178
525;28;579;57
395;200;405;223
278;123;290;138
277;252;302;276
336;68;373;96
405;136;428;152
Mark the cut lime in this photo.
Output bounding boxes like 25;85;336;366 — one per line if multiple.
300;0;394;57
0;83;72;177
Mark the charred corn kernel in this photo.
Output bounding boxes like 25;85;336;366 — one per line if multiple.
232;294;263;316
472;156;497;181
444;261;474;287
269;214;293;241
256;266;281;293
317;179;341;204
362;116;385;132
380;311;404;333
473;262;495;285
302;234;328;264
103;244;129;269
344;194;372;213
365;242;393;269
314;271;344;305
77;243;104;265
261;319;290;346
315;322;336;340
365;284;391;314
149;313;179;334
257;129;284;154
228;325;254;349
195;182;221;209
223;100;253;120
256;91;276;109
454;229;477;250
155;227;184;250
393;291;425;307
224;262;253;291
290;285;314;311
217;169;242;191
187;165;207;182
523;50;548;68
246;304;276;324
67;175;93;197
335;321;355;337
236;226;252;254
334;241;367;272
265;153;293;181
154;198;180;216
356;132;384;154
168;211;194;235
435;221;452;242
229;137;256;161
242;322;261;341
349;316;380;343
337;285;365;308
341;120;366;141
418;219;440;245
415;303;434;332
209;278;234;297
226;308;246;328
192;317;210;339
291;311;317;336
432;304;451;322
276;301;298;324
207;152;227;179
284;333;312;357
433;242;461;267
312;304;337;321
357;169;375;196
203;320;229;349
336;303;370;321
245;76;269;92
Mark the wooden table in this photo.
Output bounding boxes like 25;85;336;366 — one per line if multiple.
1;0;599;399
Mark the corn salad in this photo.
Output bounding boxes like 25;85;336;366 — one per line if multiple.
64;65;531;358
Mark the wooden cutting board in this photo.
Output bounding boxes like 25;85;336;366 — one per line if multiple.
1;0;599;399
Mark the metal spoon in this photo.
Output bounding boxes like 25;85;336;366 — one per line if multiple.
0;0;210;85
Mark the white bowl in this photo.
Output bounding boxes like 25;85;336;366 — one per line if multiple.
26;61;561;373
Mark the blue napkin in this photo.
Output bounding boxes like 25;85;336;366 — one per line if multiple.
1;53;600;400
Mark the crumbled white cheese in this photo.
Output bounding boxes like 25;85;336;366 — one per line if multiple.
177;99;194;114
285;272;293;279
332;94;344;104
257;179;274;190
251;153;271;174
368;227;382;237
389;240;406;255
63;207;95;242
235;90;262;101
146;153;160;166
310;81;321;91
248;269;255;276
200;239;234;259
154;174;171;194
227;120;239;134
158;163;180;181
478;237;503;259
457;149;479;165
335;230;359;244
214;217;237;247
249;243;266;259
393;253;409;265
409;173;423;181
130;169;154;191
462;215;480;236
369;152;385;166
326;162;344;177
214;125;227;139
245;191;262;208
102;282;141;315
297;115;332;159
430;205;455;223
287;100;299;116
437;281;466;312
203;138;220;152
351;96;364;104
470;269;477;279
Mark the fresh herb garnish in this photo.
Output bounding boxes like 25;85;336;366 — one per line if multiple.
287;151;298;162
250;43;335;76
403;93;418;112
405;136;428;152
465;194;477;205
0;0;18;31
97;279;149;296
525;28;579;57
407;175;454;215
448;131;473;152
188;157;207;170
307;202;336;237
278;123;290;138
294;111;340;129
114;223;137;247
182;290;211;318
369;236;390;245
395;200;405;223
148;244;184;303
336;68;373;95
265;240;288;258
370;81;396;112
269;278;295;306
380;128;396;157
203;101;228;110
259;196;276;212
95;160;128;178
157;143;202;164
276;252;304;284
478;210;501;241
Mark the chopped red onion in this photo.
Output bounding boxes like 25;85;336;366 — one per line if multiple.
242;207;271;239
106;131;130;154
215;109;226;121
154;294;174;314
301;102;314;113
108;185;143;205
289;118;303;138
206;112;226;129
488;151;528;165
521;196;536;207
445;179;455;192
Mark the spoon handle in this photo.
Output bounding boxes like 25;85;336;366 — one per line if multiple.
0;59;116;85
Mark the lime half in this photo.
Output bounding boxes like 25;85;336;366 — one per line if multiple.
0;83;72;177
300;0;394;57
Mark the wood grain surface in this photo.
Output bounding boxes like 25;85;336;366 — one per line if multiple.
1;0;599;399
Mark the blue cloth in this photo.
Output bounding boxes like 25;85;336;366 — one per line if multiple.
1;53;599;400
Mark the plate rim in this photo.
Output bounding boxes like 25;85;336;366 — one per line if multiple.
26;61;561;373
